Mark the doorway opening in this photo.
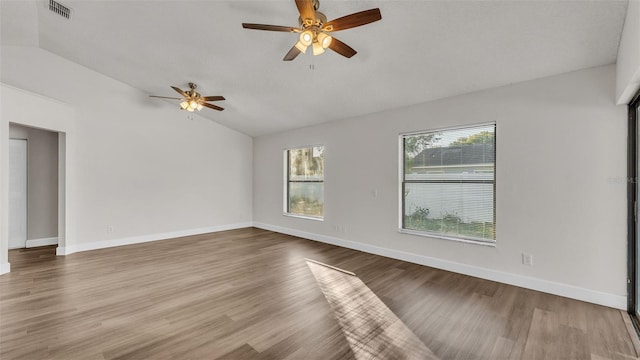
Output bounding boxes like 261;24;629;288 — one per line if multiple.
1;84;74;275
8;124;59;250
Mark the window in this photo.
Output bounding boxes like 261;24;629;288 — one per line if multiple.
285;146;324;219
401;124;496;244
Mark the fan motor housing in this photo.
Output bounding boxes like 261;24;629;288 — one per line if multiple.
298;12;327;30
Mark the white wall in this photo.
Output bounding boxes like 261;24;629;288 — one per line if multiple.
616;0;640;104
254;65;627;309
1;45;253;259
9;124;59;242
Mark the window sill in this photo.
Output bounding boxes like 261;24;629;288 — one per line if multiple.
399;228;496;247
283;213;324;221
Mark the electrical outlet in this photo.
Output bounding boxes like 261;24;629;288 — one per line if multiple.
522;253;533;266
107;225;114;233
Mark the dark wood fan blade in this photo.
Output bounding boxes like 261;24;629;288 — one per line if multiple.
149;96;182;100
283;45;302;61
242;23;298;32
202;96;225;101
295;0;315;22
323;8;381;32
202;102;224;111
328;37;357;58
171;86;189;98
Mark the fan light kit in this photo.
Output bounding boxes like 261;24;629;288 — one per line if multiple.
242;0;381;61
149;83;225;112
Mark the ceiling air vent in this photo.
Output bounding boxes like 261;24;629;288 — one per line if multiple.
48;0;71;20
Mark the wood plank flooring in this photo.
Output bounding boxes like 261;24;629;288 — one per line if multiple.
0;227;637;359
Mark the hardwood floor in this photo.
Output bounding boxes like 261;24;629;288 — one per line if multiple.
0;227;637;359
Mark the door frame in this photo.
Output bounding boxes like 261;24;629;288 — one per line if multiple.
628;88;640;334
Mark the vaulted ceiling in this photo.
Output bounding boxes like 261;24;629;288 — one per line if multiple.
0;0;628;136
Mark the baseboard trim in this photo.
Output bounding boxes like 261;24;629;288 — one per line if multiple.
56;222;252;256
0;262;10;275
252;222;627;310
26;237;58;248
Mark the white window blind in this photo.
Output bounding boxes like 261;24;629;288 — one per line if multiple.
402;124;496;244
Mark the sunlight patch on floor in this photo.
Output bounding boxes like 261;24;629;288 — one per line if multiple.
306;259;440;360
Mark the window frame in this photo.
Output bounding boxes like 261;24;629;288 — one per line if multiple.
627;88;640;336
283;145;325;221
398;123;497;246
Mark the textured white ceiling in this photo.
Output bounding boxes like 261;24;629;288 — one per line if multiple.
0;0;628;136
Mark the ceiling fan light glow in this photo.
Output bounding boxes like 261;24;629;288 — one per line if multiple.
180;101;189;110
196;103;204;111
312;41;325;55
317;32;332;49
295;40;308;53
299;30;313;46
189;100;198;110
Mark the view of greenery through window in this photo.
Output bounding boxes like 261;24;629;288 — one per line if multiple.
402;125;496;242
287;146;324;218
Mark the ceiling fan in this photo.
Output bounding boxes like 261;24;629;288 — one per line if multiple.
149;83;225;112
242;0;381;61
